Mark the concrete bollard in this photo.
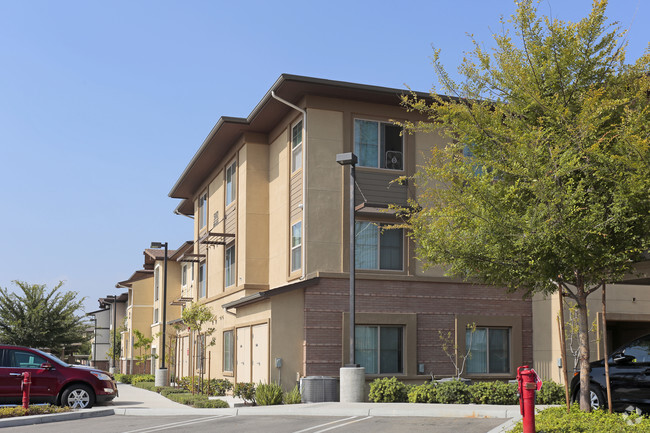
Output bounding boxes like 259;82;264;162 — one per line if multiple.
155;368;169;387
339;366;365;402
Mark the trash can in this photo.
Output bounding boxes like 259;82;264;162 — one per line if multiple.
300;376;339;403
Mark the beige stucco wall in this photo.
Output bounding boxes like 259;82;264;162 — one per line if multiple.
268;123;291;287
270;290;305;390
306;108;344;275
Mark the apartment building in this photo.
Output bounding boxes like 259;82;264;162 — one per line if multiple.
168;75;534;391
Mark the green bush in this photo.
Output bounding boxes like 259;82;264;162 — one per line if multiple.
0;405;70;419
177;377;233;396
284;385;302;404
408;382;437;403
114;373;133;384
469;381;518;405
159;387;189;397
255;382;284;406
233;382;256;404
166;392;229;408
537;380;565;405
134;381;156;391
368;377;409;403
435;380;470;404
508;405;650;432
131;374;155;386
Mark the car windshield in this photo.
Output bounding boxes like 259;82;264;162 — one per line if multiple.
31;348;70;367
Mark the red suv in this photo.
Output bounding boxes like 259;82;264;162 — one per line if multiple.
0;345;118;408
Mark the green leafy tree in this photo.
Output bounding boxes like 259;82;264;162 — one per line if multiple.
133;329;156;367
182;303;216;392
0;281;89;356
106;325;125;364
400;0;650;411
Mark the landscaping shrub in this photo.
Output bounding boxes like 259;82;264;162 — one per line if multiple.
255;382;284;406
508;405;650;432
408;382;437;403
284;385;302;404
159;387;188;397
134;381;156;391
166;392;229;408
537;380;565;405
435;380;470;404
368;377;409;403
114;373;133;384
469;381;518;405
233;382;256;404
131;374;155;386
177;377;232;396
0;405;70;419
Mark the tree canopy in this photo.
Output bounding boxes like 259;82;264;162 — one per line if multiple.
0;281;89;355
401;0;650;410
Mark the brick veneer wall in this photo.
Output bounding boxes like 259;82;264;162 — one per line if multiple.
303;277;533;379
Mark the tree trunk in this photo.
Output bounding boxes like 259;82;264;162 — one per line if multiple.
576;284;592;412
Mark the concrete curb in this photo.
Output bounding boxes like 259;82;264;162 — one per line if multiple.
0;408;114;429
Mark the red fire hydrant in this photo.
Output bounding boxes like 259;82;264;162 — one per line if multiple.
517;366;541;433
21;372;31;409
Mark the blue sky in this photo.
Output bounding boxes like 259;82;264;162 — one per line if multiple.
0;0;648;313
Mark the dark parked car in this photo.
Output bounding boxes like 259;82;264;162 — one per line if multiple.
0;345;118;408
571;333;650;412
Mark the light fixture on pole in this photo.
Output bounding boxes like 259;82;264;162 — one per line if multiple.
336;152;358;367
109;294;117;373
151;241;168;372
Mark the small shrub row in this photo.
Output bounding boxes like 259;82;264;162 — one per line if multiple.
371;377;565;405
166;393;230;408
256;382;283;406
284;385;302;405
233;382;256;404
508;405;650;432
177;377;233;396
131;374;155;386
0;405;70;419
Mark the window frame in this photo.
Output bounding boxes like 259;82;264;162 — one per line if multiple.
198;191;208;229
223;330;234;373
465;326;511;375
355;324;404;375
225;243;235;288
225;161;237;206
290;221;302;273
181;264;187;287
355;221;404;271
353;118;404;171
291;119;303;173
198;262;206;298
154;266;160;301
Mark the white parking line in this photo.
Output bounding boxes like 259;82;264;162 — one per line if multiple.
314;416;373;432
120;414;234;433
292;416;361;433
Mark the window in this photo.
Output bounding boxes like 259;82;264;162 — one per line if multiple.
354;119;403;170
226;161;236;205
198;192;207;229
154;267;160;301
223;330;234;372
355;222;403;270
355;325;403;374
198;262;206;298
181;264;187;287
153;308;159;324
466;327;510;374
291;221;302;272
291;120;303;173
8;350;47;368
225;244;235;287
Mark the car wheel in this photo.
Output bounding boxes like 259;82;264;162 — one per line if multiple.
589;385;606;411
61;384;95;409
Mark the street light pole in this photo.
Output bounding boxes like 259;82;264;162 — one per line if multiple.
336;152;358;366
151;241;169;384
111;295;117;373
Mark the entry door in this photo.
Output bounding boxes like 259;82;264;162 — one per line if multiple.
251;323;269;384
236;327;251;383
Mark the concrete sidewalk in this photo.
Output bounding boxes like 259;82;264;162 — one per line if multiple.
0;383;523;432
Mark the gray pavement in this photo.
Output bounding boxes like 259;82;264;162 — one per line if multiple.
0;383;524;432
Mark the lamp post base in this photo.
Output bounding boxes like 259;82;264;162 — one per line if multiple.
155;368;169;387
339;366;365;402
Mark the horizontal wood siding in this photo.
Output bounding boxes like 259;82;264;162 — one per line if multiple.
290;171;302;223
355;171;408;207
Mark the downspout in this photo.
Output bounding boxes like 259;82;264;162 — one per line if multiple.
271;91;307;280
